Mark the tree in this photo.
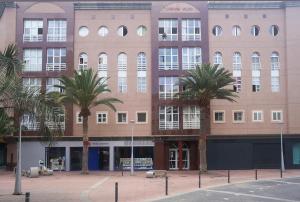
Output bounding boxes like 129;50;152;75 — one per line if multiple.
180;64;237;172
55;69;122;174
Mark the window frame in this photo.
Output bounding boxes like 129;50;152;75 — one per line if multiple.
159;106;179;130
47;19;67;42
159;47;179;70
182;47;202;70
158;19;178;41
232;110;245;123
76;112;83;124
213;110;225;123
96;111;108;124
182;19;201;41
136;111;148;124
116;111;128;124
252;110;264;122
183;105;201;129
271;110;283;122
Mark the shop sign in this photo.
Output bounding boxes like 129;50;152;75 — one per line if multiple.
123;140;153;146
90;142;109;146
120;158;153;170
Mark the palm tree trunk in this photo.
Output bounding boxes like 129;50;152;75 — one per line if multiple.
13;118;22;195
199;105;210;172
81;115;89;174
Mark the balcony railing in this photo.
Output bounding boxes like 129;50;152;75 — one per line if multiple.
183;121;200;129
182;34;201;41
47;35;66;42
182;63;197;70
137;64;146;71
46;121;65;130
159;63;179;70
98;64;108;71
23;34;43;42
159;121;179;130
46;63;66;71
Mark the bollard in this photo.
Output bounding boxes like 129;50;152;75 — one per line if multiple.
280;168;283;178
255;169;258;180
25;192;30;202
227;170;230;183
165;176;168;196
115;182;118;202
198;171;201;188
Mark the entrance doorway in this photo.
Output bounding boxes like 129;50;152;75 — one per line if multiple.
88;147;109;171
169;143;190;170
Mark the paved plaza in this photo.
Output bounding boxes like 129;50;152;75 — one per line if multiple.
0;170;300;202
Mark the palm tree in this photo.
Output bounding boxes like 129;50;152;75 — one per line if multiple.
0;108;14;136
180;64;237;172
0;44;22;77
55;69;122;174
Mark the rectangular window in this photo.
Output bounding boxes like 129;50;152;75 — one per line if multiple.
271;77;280;92
23;49;42;72
46;78;63;93
159;77;179;99
214;111;225;123
22;78;41;95
183;106;200;129
46;48;66;71
47;20;67;42
271;111;282;122
252;77;260;92
117;112;127;124
97;112;108;124
46;107;65;130
158;19;178;41
21;114;39;131
137;77;147;93
252;111;263;122
182;47;202;70
118;77;127;93
233;111;244;123
233;77;241;93
182;19;201;41
136;112;147;123
23;20;43;42
159;106;179;130
159;48;178;70
76;112;82;124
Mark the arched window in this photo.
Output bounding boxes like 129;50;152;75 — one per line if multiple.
233;52;242;70
232;25;241;36
213;52;223;67
137;52;147;93
118;53;127;93
118;53;127;71
271;52;279;70
251;52;261;70
78;53;88;70
98;53;108;70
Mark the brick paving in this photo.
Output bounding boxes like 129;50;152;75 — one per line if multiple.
0;169;300;202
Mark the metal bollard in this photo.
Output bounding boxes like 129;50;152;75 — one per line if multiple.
255;169;258;180
199;171;201;188
165;176;168;195
115;182;118;202
227;170;230;183
280;168;283;178
25;192;30;202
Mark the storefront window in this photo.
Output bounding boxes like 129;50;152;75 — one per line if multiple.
46;147;66;171
114;147;153;170
293;143;300;165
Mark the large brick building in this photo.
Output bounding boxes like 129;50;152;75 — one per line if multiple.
0;1;300;171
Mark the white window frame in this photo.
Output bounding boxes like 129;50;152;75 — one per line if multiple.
158;19;178;41
46;78;63;93
136;111;148;124
271;76;280;92
233;77;242;93
116;111;128;124
271;110;283;122
271;52;280;70
76;112;82;124
78;53;88;71
252;76;261;92
159;106;179;130
23;49;43;72
47;20;67;42
46;48;67;71
233;52;242;70
118;77;127;93
22;78;41;95
232;25;241;37
159;77;179;99
159;48;179;70
21;114;39;131
182;19;201;41
23;20;43;42
183;106;200;129
96;111;108;124
213;52;223;67
137;77;147;93
213;110;225;123
182;47;202;70
137;52;147;93
252;110;264;122
98;53;108;84
232;110;245;123
251;52;261;70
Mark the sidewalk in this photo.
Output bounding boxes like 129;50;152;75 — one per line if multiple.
0;169;299;202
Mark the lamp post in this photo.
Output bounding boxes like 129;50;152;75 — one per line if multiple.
280;125;285;172
130;120;135;175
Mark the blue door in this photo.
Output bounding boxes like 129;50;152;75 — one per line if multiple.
88;147;99;170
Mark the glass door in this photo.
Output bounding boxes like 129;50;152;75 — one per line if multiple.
169;149;178;170
182;148;190;169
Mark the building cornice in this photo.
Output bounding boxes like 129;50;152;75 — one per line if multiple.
208;1;300;10
74;2;152;10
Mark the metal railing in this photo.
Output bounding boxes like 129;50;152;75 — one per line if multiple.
46;63;66;71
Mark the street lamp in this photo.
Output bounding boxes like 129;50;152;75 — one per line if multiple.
280;124;285;172
130;120;135;175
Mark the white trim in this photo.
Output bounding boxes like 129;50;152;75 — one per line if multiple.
136;111;148;124
76;112;82;124
213;110;225;123
271;110;283;123
252;110;264;122
116;111;128;124
96;111;108;124
232;110;245;123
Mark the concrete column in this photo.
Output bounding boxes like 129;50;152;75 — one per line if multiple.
109;146;114;171
65;147;70;171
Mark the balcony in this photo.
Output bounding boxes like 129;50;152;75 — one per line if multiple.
159;63;179;70
159;121;179;130
46;63;66;71
183;121;200;129
182;34;201;41
47;35;66;42
23;34;43;42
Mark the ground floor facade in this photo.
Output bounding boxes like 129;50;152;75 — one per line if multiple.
4;135;300;171
0;143;6;168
